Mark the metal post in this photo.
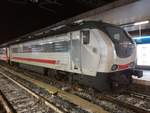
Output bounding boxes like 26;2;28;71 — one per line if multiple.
139;25;142;38
70;32;73;70
80;31;83;72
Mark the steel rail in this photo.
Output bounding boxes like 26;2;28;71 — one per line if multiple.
0;90;16;113
126;90;150;101
99;95;150;113
0;65;108;113
0;72;65;113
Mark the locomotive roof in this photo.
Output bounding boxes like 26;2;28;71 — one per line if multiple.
0;21;115;47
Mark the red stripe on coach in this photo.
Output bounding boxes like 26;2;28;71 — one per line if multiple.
2;56;9;61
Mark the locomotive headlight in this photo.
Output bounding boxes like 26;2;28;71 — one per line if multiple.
129;62;134;67
111;64;118;71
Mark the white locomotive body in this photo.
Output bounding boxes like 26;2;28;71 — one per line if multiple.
0;21;143;90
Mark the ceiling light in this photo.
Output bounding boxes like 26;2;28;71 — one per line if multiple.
134;20;149;26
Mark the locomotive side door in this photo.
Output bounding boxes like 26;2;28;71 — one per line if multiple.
70;31;82;73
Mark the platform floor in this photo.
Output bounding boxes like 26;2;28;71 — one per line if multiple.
133;70;150;86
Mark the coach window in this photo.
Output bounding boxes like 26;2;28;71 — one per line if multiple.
82;30;90;44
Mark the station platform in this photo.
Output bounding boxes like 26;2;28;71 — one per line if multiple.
133;70;150;86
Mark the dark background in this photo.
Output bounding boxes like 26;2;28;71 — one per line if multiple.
0;0;114;44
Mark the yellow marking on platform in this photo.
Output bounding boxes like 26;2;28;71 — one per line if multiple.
0;66;108;113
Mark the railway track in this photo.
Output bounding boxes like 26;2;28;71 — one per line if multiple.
1;64;150;113
0;90;15;113
73;90;150;113
0;64;108;113
0;72;64;113
24;68;150;113
128;90;150;101
99;95;150;113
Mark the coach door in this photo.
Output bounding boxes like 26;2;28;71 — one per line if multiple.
70;31;82;73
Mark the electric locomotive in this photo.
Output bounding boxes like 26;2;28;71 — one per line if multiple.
0;21;143;90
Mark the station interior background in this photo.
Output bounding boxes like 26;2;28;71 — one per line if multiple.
124;21;150;81
124;21;150;68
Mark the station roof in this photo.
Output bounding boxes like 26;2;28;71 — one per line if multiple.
0;21;115;47
0;0;115;44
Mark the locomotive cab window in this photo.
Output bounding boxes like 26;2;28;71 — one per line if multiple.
82;30;90;44
105;26;134;58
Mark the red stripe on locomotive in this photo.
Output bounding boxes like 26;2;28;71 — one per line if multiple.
12;57;58;64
